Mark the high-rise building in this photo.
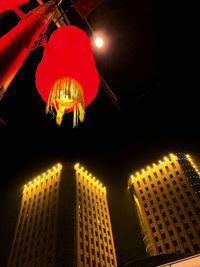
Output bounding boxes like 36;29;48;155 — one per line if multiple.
75;163;117;267
128;153;200;256
7;163;62;267
7;162;117;267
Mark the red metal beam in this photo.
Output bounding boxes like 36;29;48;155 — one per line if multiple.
0;0;58;100
70;0;104;18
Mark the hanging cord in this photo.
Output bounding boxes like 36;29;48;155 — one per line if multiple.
31;33;48;50
84;17;95;35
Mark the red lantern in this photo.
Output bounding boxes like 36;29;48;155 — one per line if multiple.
35;25;99;127
0;0;30;13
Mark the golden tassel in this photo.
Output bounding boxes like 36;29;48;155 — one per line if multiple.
46;77;85;127
73;105;76;128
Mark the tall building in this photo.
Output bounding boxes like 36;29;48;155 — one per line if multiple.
75;163;117;267
7;163;62;267
128;153;200;256
7;162;117;267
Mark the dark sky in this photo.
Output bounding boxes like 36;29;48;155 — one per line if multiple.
0;0;197;265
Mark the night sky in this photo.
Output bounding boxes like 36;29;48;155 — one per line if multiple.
0;0;197;265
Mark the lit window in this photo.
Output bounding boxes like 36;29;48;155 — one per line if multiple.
171;163;176;169
159;169;164;175
165;166;170;172
142;178;146;184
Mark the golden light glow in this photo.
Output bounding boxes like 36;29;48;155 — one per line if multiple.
74;163;80;169
186;154;200;176
74;163;106;192
128;153;179;186
23;163;62;190
94;36;104;48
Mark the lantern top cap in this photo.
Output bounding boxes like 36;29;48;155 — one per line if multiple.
47;25;92;52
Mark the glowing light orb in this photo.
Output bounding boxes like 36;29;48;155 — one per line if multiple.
95;36;103;48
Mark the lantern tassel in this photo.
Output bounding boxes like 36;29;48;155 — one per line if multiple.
73;105;76;128
46;77;85;127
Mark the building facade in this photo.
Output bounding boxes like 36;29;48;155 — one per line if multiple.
128;153;200;256
7;163;62;267
7;162;117;267
75;163;117;267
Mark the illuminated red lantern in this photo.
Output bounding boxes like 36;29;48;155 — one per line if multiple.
0;0;30;13
35;25;99;127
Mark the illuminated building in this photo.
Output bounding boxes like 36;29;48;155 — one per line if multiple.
7;163;62;267
7;162;117;266
128;153;200;256
74;163;117;267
